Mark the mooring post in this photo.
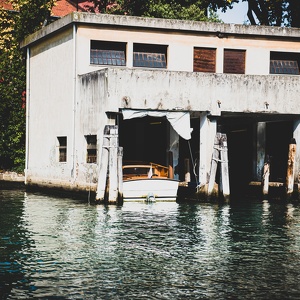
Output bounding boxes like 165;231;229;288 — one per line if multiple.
168;151;174;179
96;125;110;202
220;134;230;201
108;126;119;203
208;133;221;197
184;158;191;182
117;147;123;203
286;138;297;196
262;157;270;196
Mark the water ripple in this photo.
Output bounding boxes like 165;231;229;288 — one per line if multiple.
1;191;300;299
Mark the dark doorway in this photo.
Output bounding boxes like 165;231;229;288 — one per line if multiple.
266;121;293;182
119;116;168;165
178;118;199;183
221;119;253;195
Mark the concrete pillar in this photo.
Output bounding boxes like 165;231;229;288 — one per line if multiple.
127;42;133;67
255;122;266;181
293;119;300;184
199;112;217;186
169;126;179;180
216;47;224;73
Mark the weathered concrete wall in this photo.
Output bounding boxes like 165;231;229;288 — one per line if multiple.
74;71;110;187
26;28;75;186
91;68;300;116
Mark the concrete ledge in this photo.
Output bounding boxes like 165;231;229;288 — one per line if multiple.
0;172;25;182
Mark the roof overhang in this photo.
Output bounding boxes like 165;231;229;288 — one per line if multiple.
21;12;300;49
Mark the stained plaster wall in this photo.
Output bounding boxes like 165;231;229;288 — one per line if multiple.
26;28;75;187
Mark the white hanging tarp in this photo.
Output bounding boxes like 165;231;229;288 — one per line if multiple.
122;109;193;140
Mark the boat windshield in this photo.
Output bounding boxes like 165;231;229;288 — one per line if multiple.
123;166;152;176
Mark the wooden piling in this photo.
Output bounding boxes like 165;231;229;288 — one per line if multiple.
96;125;122;204
285;138;296;196
96;126;110;202
220;134;230;201
262;159;270;196
207;133;230;201
108;126;119;203
168;151;174;179
208;133;220;197
184;158;191;182
117;147;123;203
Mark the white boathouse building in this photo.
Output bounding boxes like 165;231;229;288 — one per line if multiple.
21;12;300;200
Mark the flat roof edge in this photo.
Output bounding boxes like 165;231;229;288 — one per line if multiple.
21;12;300;48
21;13;74;48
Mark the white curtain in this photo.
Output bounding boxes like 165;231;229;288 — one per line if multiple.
122;109;193;140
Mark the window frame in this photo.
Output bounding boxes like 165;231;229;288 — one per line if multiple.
270;51;300;75
133;43;168;69
85;135;97;164
57;136;67;163
90;40;127;66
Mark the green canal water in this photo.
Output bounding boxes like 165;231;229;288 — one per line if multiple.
1;189;300;299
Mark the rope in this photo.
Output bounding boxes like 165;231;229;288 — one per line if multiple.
188;140;199;184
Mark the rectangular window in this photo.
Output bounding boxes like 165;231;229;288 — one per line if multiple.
223;49;246;74
133;43;167;68
58;136;67;162
193;47;216;72
90;40;126;66
270;52;300;75
86;135;97;163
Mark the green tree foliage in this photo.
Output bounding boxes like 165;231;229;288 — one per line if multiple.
87;0;300;27
243;0;300;27
0;0;55;172
87;0;237;21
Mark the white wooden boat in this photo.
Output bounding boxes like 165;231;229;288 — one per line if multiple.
122;162;179;202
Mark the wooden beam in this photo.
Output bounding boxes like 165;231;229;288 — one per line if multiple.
220;134;230;201
184;158;190;182
262;159;270;196
286;138;296;195
108;126;119;203
117;147;123;203
208;133;220;196
96;125;110;201
168;151;174;179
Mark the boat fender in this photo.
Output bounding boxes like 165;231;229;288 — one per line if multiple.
146;192;155;202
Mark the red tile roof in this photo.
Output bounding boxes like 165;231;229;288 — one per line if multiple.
52;0;80;16
0;0;94;17
0;0;12;10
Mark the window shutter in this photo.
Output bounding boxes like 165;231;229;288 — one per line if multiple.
193;48;216;72
223;49;246;74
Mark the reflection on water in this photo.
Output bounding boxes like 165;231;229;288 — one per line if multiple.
1;190;300;299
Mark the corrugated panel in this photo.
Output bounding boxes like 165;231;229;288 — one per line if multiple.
90;49;126;66
193;48;216;72
270;60;299;75
133;52;166;68
223;49;245;74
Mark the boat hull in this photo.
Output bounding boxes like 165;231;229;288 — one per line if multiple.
122;178;179;201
